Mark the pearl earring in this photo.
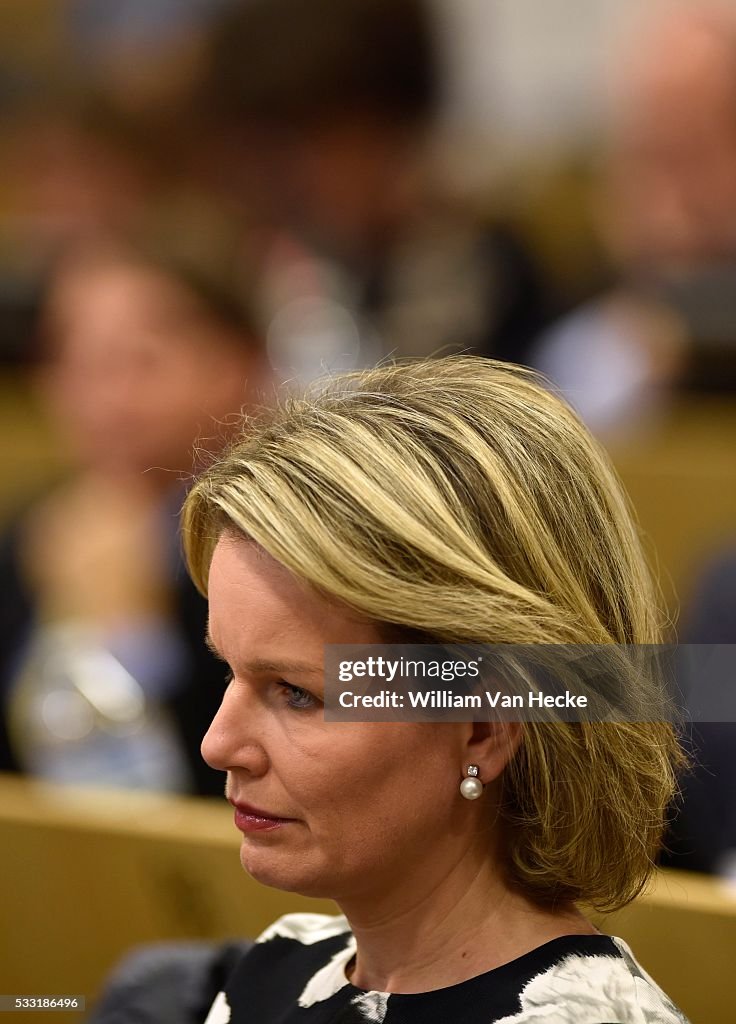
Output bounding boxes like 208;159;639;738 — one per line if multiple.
460;764;483;800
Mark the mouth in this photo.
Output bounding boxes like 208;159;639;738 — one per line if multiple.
228;799;296;833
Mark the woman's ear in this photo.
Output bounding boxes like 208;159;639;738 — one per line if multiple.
465;719;523;785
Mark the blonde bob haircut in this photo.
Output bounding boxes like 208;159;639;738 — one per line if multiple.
183;356;683;913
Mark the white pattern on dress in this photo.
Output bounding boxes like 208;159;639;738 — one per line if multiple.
259;915;391;1020
351;990;390;1022
493;950;689;1024
611;939;690;1024
298;936;358;1007
203;990;231;1024
256;912;351;946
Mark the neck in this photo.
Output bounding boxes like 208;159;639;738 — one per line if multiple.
339;836;595;994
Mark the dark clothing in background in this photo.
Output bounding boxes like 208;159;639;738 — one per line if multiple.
257;215;555;380
661;549;736;874
85;939;252;1024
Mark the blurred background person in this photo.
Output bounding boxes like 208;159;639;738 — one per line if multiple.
188;0;556;381
526;2;736;873
532;2;736;434
0;237;266;795
0;0;238;369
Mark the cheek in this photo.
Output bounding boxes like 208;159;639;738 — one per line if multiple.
284;727;458;848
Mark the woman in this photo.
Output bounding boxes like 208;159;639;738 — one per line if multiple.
182;356;689;1023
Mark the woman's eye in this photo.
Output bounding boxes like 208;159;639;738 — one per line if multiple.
280;683;318;711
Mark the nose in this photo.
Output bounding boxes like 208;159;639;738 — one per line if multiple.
201;683;269;777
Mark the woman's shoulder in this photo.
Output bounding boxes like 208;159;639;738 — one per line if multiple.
484;934;690;1024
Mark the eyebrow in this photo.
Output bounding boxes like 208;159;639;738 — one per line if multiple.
204;629;323;678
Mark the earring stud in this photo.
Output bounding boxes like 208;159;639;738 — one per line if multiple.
460;764;483;800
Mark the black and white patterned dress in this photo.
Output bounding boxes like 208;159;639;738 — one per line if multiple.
203;913;690;1023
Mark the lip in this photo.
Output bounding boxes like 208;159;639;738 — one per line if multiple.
229;800;295;833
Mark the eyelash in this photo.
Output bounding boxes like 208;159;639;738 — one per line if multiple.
222;672;318;711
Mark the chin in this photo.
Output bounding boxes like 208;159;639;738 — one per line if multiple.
238;842;337;899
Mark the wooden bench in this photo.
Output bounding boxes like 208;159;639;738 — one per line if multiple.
610;397;736;620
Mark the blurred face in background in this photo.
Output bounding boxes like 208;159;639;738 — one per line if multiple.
205;114;423;267
39;256;261;479
276;116;422;263
603;14;736;273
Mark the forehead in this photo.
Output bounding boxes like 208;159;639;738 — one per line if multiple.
50;260;208;333
206;533;380;655
614;20;736;130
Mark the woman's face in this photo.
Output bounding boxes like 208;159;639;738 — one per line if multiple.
203;533;474;900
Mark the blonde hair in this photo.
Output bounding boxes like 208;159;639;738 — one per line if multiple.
183;356;683;911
